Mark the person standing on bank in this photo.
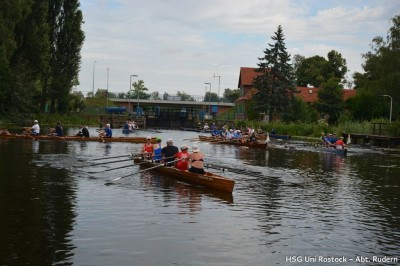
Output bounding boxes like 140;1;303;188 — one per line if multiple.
188;145;205;174
161;138;179;166
31;120;40;135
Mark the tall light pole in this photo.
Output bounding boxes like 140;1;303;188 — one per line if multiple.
106;67;109;107
213;74;221;103
204;82;211;115
129;74;138;113
380;94;393;123
92;60;96;96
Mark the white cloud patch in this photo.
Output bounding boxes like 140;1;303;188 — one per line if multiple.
77;0;400;95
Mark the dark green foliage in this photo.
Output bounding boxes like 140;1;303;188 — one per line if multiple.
345;91;385;121
0;0;84;118
352;14;400;121
316;77;344;124
295;50;347;88
252;25;296;122
222;88;240;103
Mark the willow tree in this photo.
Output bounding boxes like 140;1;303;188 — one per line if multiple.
252;25;296;122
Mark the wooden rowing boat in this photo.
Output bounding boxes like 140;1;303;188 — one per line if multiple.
133;158;235;193
0;134;156;143
316;146;348;156
198;135;268;149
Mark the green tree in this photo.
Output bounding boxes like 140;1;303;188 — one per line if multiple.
222;88;240;103
46;0;85;113
315;77;344;124
352;14;400;120
0;0;49;115
295;50;347;88
129;80;149;100
177;91;194;101
204;91;218;102
252;25;296;122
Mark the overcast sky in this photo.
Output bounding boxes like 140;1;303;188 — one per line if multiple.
76;0;400;97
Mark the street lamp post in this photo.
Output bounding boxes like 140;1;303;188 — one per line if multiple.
213;74;221;103
106;67;109;107
129;74;138;113
92;60;96;95
204;82;211;115
380;94;393;123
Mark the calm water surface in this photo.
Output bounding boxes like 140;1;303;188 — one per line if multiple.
0;129;399;266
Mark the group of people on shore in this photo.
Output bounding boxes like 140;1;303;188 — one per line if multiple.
320;132;347;149
141;137;205;174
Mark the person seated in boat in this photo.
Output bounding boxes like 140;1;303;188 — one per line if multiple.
334;137;346;150
142;136;154;159
188;145;205;174
153;138;163;162
248;132;258;143
0;129;11;135
48;121;64;137
256;127;264;134
203;123;210;130
320;132;329;145
162;138;179;166
174;144;190;171
76;124;90;137
31;120;40;135
211;127;220;137
123;121;130;130
226;129;234;140
98;124;112;138
233;130;242;140
330;133;338;145
270;128;276;135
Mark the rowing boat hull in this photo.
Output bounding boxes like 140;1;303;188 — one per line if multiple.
0;134;155;143
198;135;268;149
134;158;235;193
317;146;347;156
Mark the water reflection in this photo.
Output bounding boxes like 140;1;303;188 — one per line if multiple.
139;172;234;206
0;140;76;265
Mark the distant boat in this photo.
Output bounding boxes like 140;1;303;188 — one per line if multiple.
122;128;140;134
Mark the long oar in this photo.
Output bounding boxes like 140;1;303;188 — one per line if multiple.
79;158;134;168
79;155;129;162
105;158;183;185
87;164;136;174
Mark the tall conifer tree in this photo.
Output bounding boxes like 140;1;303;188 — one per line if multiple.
252;25;296;121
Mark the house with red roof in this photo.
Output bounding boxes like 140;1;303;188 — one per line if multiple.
235;67;356;120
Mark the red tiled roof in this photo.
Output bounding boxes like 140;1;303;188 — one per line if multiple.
296;87;357;102
238;67;260;87
238;67;357;103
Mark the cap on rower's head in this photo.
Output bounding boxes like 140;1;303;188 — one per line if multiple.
34;120;38;123
192;145;200;153
167;138;173;144
146;136;151;140
181;144;188;150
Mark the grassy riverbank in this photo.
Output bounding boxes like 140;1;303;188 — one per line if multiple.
235;119;399;138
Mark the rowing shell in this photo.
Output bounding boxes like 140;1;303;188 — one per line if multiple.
198;135;268;149
134;158;235;193
0;134;156;143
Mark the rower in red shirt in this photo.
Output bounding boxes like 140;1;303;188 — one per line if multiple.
174;144;190;171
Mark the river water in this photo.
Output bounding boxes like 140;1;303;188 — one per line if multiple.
0;129;399;266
